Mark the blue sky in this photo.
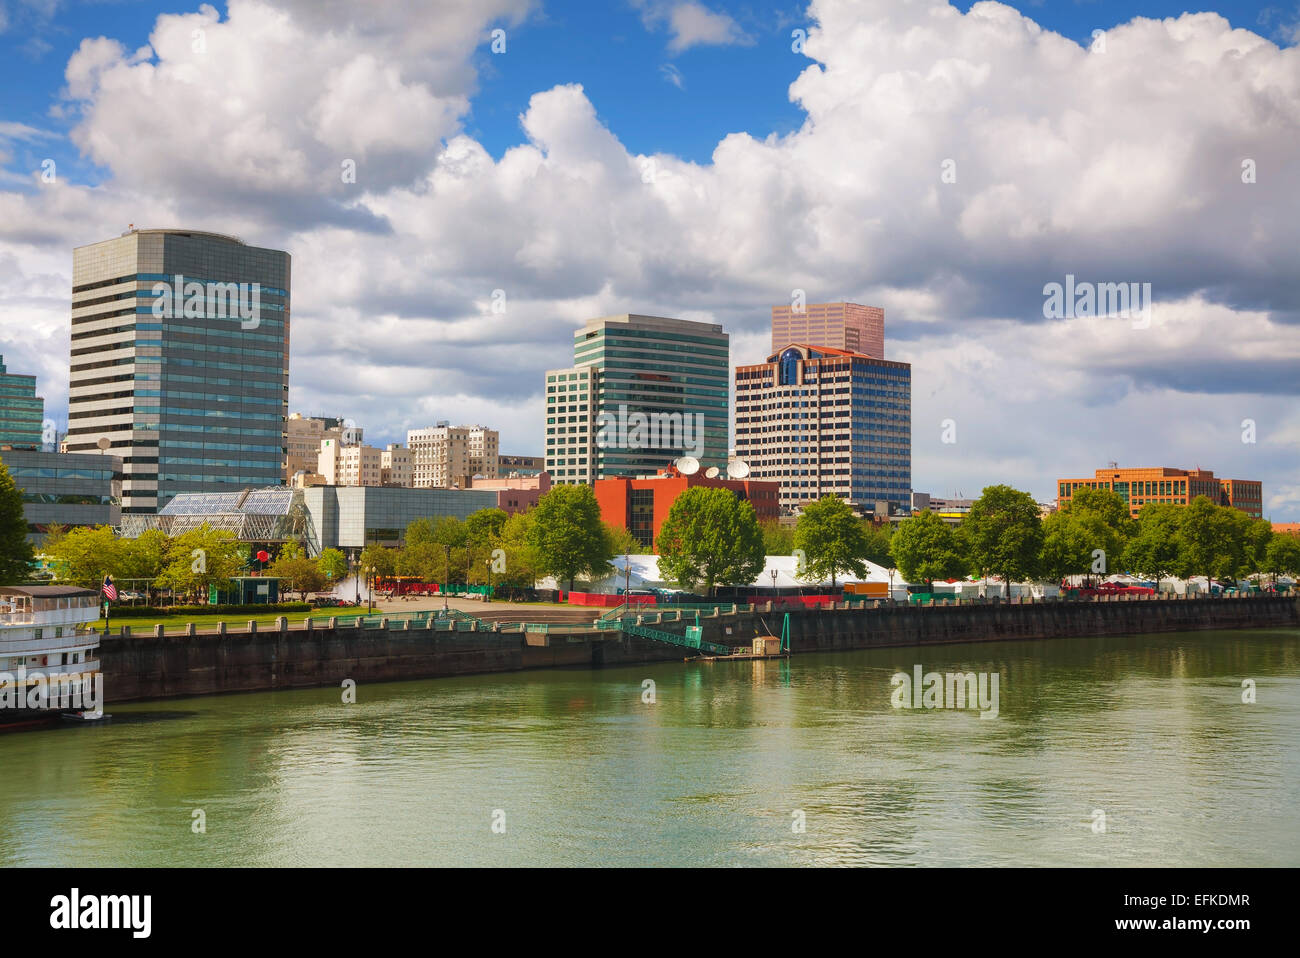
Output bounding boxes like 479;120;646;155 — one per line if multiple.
1;0;1298;516
1;0;1291;178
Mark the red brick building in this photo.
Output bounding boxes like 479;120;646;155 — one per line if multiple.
594;467;780;551
1057;466;1263;519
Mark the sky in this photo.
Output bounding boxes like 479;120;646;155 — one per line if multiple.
1;0;1297;517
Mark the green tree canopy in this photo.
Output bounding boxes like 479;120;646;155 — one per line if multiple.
1175;496;1247;588
759;519;795;558
1263;533;1300;584
526;484;613;591
155;524;243;600
40;524;123;588
656;486;765;596
0;458;35;584
793;495;871;587
1120;503;1182;588
494;511;542;588
358;543;396;580
889;510;965;587
317;547;350;583
961;485;1044;592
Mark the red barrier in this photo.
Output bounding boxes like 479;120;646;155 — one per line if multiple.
565;591;657;607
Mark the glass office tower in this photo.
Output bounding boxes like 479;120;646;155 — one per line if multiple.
545;314;729;483
0;355;44;449
68;229;290;513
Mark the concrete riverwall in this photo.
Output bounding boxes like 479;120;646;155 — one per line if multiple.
98;595;1299;703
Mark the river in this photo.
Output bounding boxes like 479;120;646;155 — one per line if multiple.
2;627;1297;866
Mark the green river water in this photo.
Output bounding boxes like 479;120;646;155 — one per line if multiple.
2;627;1297;867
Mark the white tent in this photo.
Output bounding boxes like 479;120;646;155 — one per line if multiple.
563;554;899;593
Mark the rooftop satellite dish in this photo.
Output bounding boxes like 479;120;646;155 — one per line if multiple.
676;456;700;475
96;437;111;451
726;459;750;479
704;466;720;479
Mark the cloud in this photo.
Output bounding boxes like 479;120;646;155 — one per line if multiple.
633;1;754;52
660;62;685;89
1;0;1298;517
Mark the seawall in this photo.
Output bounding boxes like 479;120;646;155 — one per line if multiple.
98;595;1300;703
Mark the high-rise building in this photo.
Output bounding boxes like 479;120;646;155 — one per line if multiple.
318;439;384;487
1057;466;1263;519
285;413;361;481
771;302;884;358
734;344;911;513
545;314;729;484
0;354;45;450
68;228;290;513
407;423;499;488
380;444;412;487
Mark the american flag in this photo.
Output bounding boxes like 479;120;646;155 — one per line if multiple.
101;575;117;602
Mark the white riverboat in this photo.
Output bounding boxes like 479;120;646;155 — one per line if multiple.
0;586;103;728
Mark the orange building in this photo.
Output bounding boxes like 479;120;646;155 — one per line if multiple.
1057;466;1262;519
594;467;781;551
1273;523;1300;537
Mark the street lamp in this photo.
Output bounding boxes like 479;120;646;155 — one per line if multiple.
364;565;375;614
769;568;778;603
442;544;451;610
484;557;493;603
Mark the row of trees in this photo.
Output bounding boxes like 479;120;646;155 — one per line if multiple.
890;485;1300;589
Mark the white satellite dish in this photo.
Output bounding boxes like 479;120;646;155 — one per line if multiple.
704;466;720;479
726;459;750;479
675;456;700;475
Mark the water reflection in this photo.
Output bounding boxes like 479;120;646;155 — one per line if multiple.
1;628;1296;866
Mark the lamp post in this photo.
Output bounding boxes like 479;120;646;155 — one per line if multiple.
442;544;451;609
364;565;375;614
484;557;493;603
769;568;778;603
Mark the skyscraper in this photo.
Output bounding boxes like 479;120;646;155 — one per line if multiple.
771;302;884;358
734;344;911;512
0;354;44;449
545;314;729;484
68;228;290;513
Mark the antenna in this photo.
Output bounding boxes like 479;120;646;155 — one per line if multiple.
675;456;700;475
726;459;750;479
704;466;720;478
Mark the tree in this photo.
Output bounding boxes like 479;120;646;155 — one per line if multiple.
317;547;349;583
270;544;326;600
759;519;795;557
961;485;1044;596
860;522;894;568
526;484;613;592
656;487;765;596
889;510;966;588
1263;533;1300;586
1242;518;1274;579
494;511;542;588
1040;487;1132;585
155;524;243;602
464;508;509;545
1175;496;1246;591
1121;503;1182;590
0;458;35;584
358;543;396;580
41;525;124;588
793;495;870;587
121;529;170;600
602;522;643;558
